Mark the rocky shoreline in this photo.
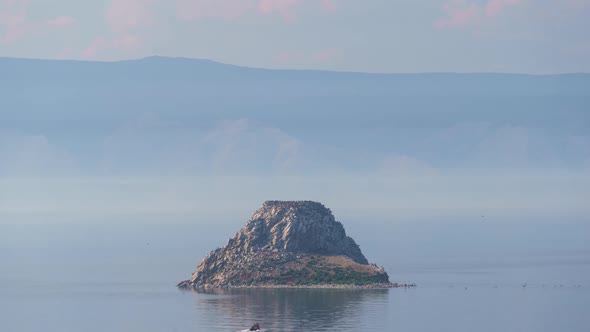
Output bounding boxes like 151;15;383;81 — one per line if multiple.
177;281;416;290
179;201;414;289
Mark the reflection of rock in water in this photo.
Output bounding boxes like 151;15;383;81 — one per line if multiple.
188;288;390;331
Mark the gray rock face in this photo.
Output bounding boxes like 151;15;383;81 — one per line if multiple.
239;201;368;264
182;201;375;288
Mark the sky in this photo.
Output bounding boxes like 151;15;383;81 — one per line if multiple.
1;0;590;73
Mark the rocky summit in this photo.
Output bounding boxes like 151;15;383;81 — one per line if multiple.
178;201;395;288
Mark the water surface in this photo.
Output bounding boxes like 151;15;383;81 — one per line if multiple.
1;220;588;331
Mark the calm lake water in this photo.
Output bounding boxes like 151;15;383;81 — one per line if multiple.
2;263;589;331
1;220;589;331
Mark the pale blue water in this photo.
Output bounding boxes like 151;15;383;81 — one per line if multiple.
1;272;588;332
1;220;589;331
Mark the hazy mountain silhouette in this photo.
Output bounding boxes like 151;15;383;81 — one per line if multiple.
1;56;589;176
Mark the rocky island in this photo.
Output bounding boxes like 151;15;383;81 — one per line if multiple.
178;201;413;289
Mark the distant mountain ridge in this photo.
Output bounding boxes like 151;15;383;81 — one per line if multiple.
3;55;589;83
3;55;590;74
2;56;589;176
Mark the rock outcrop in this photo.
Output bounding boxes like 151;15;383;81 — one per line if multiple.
178;201;392;288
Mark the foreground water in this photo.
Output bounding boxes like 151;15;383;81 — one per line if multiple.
1;220;589;331
1;262;588;332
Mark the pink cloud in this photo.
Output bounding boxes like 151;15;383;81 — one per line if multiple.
434;0;480;29
0;0;30;43
73;0;154;60
81;36;108;59
176;0;254;21
47;16;77;28
435;0;524;29
91;0;151;57
485;0;523;16
80;33;142;60
175;0;334;22
106;0;152;33
320;0;337;12
112;33;141;50
258;0;302;21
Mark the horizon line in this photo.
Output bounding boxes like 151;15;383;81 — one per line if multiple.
1;55;588;77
